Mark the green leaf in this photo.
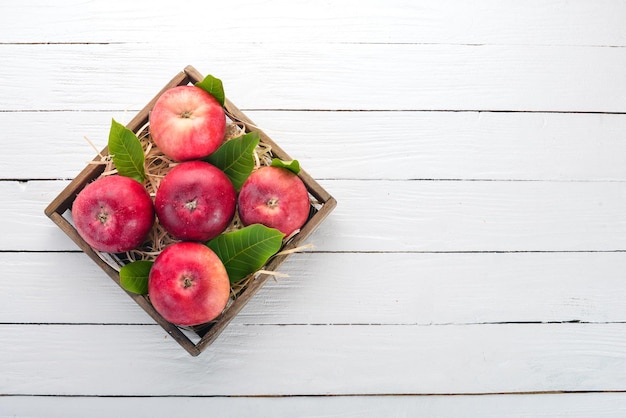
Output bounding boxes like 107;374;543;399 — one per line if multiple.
270;158;300;175
206;224;284;283
195;74;225;107
108;119;145;182
205;131;260;190
119;260;153;295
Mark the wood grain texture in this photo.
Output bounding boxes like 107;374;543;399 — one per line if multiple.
1;0;625;46
312;180;626;252
2;0;626;414
2;43;626;112
2;323;626;396
3;393;626;418
0;111;130;180
7;180;626;252
6;110;626;182
0;253;151;324
3;251;626;326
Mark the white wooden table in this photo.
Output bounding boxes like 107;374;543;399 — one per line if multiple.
3;1;626;416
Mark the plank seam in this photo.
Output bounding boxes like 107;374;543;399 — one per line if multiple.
1;321;624;326
3;390;626;398
2;109;626;114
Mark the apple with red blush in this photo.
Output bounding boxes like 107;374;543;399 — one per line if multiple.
149;85;226;161
238;166;310;236
72;175;155;253
148;241;230;326
155;160;236;241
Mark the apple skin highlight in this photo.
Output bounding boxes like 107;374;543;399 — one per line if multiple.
148;242;230;326
238;166;310;236
149;85;226;161
155;161;237;242
72;175;155;253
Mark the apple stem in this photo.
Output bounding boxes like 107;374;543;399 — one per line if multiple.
97;210;108;224
185;199;198;211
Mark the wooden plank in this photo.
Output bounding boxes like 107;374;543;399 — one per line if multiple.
239;251;626;325
8;179;626;252
2;43;626;112
3;392;626;418
4;0;625;410
1;180;77;251
0;253;151;324
2;323;626;395
245;111;626;182
0;111;129;180
1;0;625;47
7;111;626;182
4;251;626;326
312;179;626;252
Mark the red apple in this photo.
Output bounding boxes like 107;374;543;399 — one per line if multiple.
155;160;236;241
148;242;230;326
238;166;310;236
72;175;155;253
149;85;226;161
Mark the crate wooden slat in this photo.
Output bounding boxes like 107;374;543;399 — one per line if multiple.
44;65;337;356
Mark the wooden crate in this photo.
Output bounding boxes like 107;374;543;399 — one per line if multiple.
44;65;337;356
